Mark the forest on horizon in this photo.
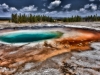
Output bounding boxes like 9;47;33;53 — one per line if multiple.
0;14;100;23
10;14;100;23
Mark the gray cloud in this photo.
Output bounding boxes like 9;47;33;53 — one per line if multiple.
41;9;46;12
84;4;90;8
89;0;100;2
63;4;71;9
48;0;61;9
89;0;95;2
90;4;97;10
80;8;86;12
44;10;100;17
20;5;38;12
0;3;18;17
0;3;9;12
0;3;17;13
82;3;97;11
9;7;18;12
0;3;9;9
0;2;99;17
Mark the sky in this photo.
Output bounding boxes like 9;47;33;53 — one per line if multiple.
0;0;100;17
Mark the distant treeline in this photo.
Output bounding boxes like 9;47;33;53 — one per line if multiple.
11;14;54;23
11;14;100;23
61;14;100;22
0;17;11;21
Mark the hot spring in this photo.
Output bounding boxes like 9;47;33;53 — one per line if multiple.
0;30;63;43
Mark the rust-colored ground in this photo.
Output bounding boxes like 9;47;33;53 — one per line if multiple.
0;28;100;74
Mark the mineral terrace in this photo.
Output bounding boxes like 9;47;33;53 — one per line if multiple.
0;22;100;75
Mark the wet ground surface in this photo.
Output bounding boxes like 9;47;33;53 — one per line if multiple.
0;24;100;75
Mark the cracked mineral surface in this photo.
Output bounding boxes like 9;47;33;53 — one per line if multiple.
0;22;100;75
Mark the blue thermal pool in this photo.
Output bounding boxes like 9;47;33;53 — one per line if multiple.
0;30;63;43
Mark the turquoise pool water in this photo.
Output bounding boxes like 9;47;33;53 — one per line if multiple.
0;30;63;43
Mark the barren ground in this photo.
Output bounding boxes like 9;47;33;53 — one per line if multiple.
0;22;100;75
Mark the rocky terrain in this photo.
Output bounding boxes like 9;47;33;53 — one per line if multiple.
0;22;100;75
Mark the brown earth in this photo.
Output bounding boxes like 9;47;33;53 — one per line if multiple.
0;28;100;74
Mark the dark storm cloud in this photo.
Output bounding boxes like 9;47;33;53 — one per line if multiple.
0;0;100;17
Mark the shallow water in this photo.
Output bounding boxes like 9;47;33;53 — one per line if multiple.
0;30;63;43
